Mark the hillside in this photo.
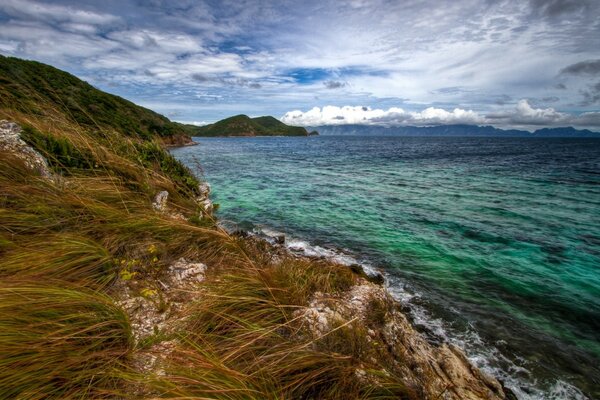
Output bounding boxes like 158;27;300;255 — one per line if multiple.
189;114;315;137
0;55;193;147
0;56;510;399
310;124;600;137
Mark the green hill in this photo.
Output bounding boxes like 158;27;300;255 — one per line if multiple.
189;114;314;137
0;55;192;147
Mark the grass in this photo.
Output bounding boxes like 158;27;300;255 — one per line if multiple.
166;256;418;400
0;283;132;399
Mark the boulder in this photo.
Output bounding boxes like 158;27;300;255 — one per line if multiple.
197;182;211;199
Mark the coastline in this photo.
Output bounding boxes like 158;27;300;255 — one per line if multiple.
170;134;599;399
220;223;517;399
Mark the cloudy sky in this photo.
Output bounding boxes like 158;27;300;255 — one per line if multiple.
1;0;599;130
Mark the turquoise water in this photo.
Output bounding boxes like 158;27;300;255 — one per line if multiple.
172;136;600;399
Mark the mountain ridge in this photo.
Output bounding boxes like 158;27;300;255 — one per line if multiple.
309;124;599;137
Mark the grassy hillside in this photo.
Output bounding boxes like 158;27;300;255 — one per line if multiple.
0;56;423;399
0;55;192;146
189;114;312;137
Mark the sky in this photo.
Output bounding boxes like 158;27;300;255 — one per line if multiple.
1;0;599;130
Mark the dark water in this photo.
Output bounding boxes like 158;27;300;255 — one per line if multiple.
172;136;600;399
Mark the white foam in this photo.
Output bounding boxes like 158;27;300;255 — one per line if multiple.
385;277;590;400
256;227;380;277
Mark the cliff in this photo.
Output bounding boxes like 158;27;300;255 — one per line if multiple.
188;114;314;137
0;56;512;399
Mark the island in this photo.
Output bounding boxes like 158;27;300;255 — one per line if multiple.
185;114;318;137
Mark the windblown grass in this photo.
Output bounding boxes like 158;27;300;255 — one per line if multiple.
0;283;132;399
156;257;417;400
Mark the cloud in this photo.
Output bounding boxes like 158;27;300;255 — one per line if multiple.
0;0;120;25
529;0;590;18
1;0;599;126
282;100;600;129
560;60;600;76
580;82;600;106
508;99;568;124
324;80;346;89
191;74;262;88
281;105;484;127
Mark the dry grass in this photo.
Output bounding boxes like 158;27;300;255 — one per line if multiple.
0;283;132;399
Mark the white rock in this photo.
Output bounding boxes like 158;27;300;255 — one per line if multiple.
152;190;169;212
0;120;53;180
197;182;211;198
168;258;206;286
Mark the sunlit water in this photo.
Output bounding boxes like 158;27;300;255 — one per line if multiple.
172;136;600;399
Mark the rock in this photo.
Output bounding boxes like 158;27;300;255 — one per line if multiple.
200;198;213;213
152;190;169;212
198;182;211;199
167;258;206;288
194;182;213;215
274;234;285;245
0;120;54;180
294;281;509;400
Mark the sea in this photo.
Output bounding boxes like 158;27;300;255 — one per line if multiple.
171;135;600;399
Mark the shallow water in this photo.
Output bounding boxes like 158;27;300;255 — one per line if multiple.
172;135;600;398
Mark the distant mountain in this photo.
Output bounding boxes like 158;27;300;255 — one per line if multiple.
309;124;600;137
188;115;316;137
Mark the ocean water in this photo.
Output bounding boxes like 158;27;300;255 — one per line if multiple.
172;136;600;399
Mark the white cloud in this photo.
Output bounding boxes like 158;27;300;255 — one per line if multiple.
0;0;120;25
513;99;568;124
281;105;484;127
282;100;600;129
486;99;570;126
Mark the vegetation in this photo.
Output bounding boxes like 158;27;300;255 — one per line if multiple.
0;56;415;399
0;55;191;144
188;114;313;137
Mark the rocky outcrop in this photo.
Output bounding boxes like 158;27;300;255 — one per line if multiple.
113;257;207;387
0;120;53;180
196;182;213;213
115;257;207;344
294;281;510;400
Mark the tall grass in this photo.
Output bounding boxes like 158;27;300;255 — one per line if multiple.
159;257;418;400
0;283;132;399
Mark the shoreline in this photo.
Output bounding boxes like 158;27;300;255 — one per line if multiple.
220;222;591;400
220;223;519;399
169;135;598;400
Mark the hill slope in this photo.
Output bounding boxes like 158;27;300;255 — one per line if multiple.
0;55;193;146
190;114;314;137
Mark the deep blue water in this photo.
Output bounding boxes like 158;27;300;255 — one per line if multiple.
172;136;600;399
